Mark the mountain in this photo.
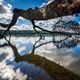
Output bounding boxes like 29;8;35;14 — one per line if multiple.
16;54;80;80
65;20;79;29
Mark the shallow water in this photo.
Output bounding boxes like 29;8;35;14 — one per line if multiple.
0;36;80;79
0;36;53;80
6;60;52;80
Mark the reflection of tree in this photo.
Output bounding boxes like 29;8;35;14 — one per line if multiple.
0;1;80;79
52;20;79;48
0;34;80;80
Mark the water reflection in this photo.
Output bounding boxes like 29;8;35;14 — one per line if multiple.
0;36;52;80
0;35;80;79
6;60;52;80
0;53;8;61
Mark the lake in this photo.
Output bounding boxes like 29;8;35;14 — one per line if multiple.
0;34;80;79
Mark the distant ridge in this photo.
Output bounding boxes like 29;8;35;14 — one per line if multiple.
0;30;80;37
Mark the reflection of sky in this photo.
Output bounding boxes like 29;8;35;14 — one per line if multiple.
6;60;51;80
0;0;80;79
0;36;80;79
73;45;80;55
0;37;80;80
0;37;52;80
17;41;33;55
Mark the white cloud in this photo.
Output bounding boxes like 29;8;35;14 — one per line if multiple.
7;4;12;9
0;0;80;78
35;16;76;31
36;44;79;66
40;3;46;7
0;61;27;80
0;0;12;24
35;18;60;30
11;24;33;30
62;15;76;22
0;3;7;13
0;0;3;3
46;0;54;5
40;0;54;7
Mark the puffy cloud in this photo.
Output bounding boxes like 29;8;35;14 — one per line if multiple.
36;42;79;66
0;37;52;80
10;24;33;30
40;3;46;7
0;0;12;24
0;0;3;3
0;62;27;80
35;15;76;31
35;18;59;30
0;3;7;13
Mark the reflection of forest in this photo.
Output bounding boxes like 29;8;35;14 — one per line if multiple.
0;30;80;36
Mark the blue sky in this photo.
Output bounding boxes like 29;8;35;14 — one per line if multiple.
5;0;47;9
3;0;80;26
4;0;47;26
